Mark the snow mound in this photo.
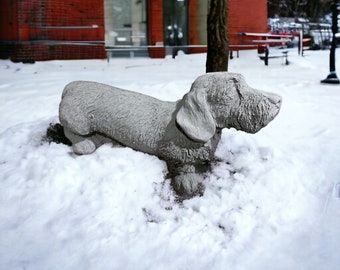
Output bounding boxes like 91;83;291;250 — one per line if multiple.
1;50;340;269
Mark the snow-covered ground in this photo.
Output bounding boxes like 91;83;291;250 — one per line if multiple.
1;49;339;270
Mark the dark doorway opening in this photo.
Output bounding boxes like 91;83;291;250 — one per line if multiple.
163;0;188;51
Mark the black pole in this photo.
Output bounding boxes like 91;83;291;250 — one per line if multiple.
321;0;339;84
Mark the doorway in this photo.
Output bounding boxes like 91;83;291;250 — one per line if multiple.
163;0;188;47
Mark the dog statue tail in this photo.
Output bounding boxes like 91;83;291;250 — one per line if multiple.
45;123;72;146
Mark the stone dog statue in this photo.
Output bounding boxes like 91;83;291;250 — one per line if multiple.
59;72;281;197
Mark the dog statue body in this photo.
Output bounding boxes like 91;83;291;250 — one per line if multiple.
59;72;281;196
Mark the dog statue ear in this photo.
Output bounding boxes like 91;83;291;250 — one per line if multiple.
176;86;216;143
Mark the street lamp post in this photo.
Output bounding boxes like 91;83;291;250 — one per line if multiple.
321;0;339;84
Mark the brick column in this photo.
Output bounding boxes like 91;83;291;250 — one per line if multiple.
147;0;165;58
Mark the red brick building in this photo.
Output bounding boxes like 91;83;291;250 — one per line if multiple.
0;0;267;62
0;0;106;62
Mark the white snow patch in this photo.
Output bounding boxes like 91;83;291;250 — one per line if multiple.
1;49;340;270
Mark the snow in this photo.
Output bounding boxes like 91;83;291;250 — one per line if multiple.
1;49;340;270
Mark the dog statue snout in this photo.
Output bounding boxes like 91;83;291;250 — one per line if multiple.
268;92;282;106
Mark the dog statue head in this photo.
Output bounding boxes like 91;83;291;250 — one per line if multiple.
176;72;282;142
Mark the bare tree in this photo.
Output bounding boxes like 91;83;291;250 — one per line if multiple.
206;0;229;73
268;0;330;20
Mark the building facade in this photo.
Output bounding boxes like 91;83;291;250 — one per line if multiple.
0;0;267;62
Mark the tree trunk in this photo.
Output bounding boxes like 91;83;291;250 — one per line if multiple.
206;0;229;73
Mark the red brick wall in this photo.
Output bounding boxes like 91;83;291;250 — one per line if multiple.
189;0;198;45
187;0;267;52
0;0;18;59
10;43;105;62
147;0;165;58
1;0;105;62
229;0;268;45
0;0;19;41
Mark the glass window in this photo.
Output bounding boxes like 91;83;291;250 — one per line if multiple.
104;0;147;46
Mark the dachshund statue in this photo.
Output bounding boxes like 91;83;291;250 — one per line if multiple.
59;72;282;197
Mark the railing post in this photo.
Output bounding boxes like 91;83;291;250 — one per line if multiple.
321;0;339;84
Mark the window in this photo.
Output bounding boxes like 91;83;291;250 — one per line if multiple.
104;0;147;46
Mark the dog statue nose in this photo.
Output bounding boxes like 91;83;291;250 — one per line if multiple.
267;93;282;106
